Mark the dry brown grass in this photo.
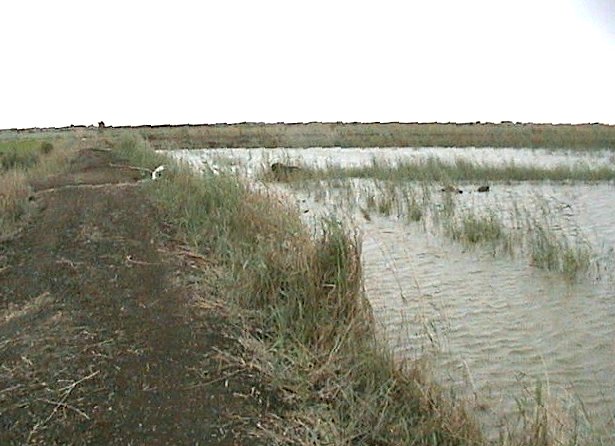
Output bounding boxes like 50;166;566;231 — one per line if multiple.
0;169;32;238
128;122;615;150
0;136;78;238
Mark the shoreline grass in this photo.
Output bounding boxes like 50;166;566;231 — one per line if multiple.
114;135;489;444
120;134;610;444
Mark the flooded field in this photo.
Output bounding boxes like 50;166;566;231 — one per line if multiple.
167;147;615;437
170;146;615;174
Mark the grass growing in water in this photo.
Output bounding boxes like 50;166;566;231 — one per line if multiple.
291;176;598;281
447;211;505;247
403;187;424;222
528;224;593;281
279;157;615;184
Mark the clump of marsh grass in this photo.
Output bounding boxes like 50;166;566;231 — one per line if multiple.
0;139;57;171
374;184;398;216
0;147;39;171
114;134;169;171
39;141;54;154
501;378;609;446
527;224;593;281
405;194;423;222
446;211;505;247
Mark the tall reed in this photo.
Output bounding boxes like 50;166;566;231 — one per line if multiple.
280;157;615;184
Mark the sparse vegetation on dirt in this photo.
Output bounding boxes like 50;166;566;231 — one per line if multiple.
1;137;273;445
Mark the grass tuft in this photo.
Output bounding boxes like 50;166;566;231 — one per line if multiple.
0;137;73;238
447;211;505;247
0;170;32;234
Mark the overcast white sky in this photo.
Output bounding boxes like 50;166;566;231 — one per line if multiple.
1;0;614;128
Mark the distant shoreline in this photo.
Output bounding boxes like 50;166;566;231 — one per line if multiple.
2;122;614;150
3;121;615;132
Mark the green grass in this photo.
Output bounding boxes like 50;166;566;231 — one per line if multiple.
0;137;69;238
528;224;593;281
293;177;599;281
278;156;615;184
132;122;615;150
0;139;56;171
446;211;505;247
403;188;424;222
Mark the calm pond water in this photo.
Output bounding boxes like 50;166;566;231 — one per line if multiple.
166;147;615;437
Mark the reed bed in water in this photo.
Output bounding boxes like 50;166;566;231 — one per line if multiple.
292;178;600;282
276;156;615;184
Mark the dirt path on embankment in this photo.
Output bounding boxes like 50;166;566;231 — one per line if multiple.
0;149;270;445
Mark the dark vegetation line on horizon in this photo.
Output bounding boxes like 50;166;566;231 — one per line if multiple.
4;122;612;151
3;121;615;132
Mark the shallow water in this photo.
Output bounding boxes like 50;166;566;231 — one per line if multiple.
170;146;614;173
360;216;615;433
166;147;615;436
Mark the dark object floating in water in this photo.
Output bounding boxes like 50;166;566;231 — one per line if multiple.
441;185;463;194
477;185;490;192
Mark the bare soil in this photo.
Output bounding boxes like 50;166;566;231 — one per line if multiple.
0;149;272;445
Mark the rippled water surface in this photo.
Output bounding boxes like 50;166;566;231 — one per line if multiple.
167;147;615;435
